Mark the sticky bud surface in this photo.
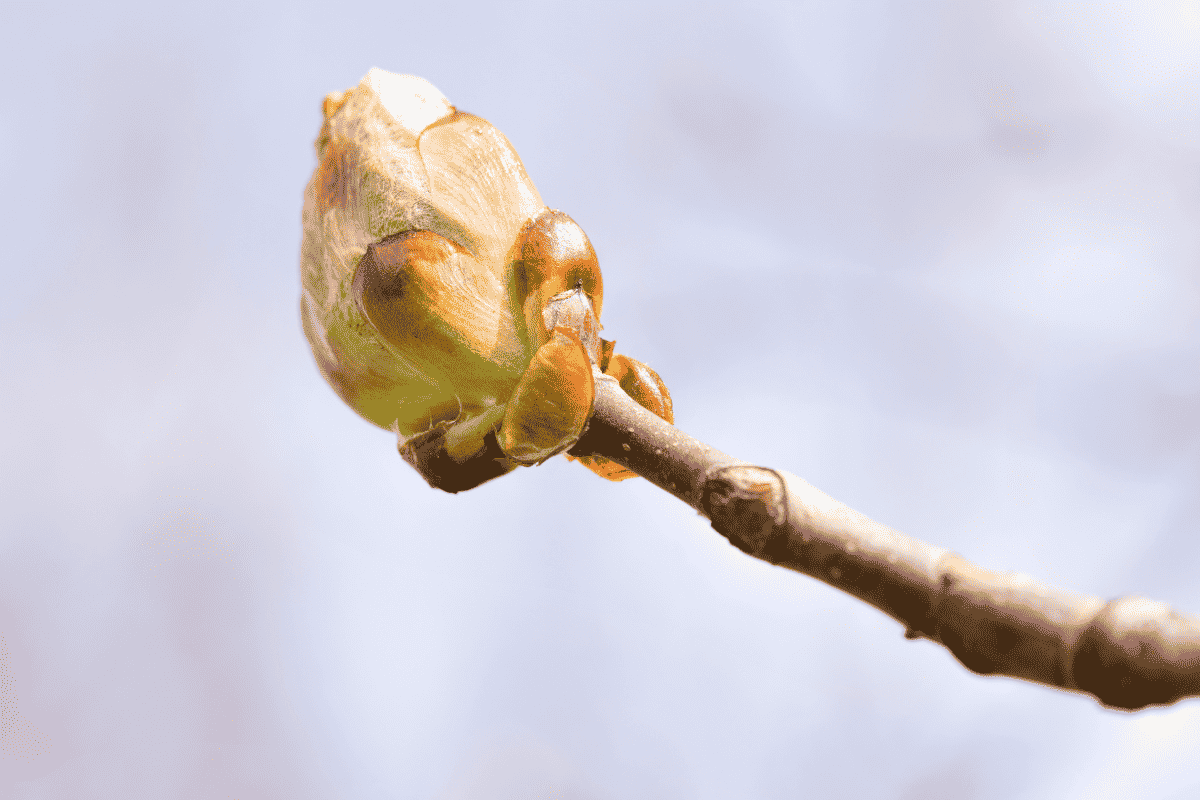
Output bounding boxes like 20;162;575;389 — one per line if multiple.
500;327;596;464
301;68;674;488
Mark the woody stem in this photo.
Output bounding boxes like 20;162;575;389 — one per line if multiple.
571;373;1200;712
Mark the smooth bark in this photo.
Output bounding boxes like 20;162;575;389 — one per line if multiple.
397;306;1200;712
567;374;1200;711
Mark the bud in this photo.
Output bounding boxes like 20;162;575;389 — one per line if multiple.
301;68;672;489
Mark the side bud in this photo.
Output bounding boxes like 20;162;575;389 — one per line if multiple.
499;327;596;465
572;352;674;482
515;210;603;349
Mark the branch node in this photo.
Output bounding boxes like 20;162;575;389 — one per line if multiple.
1072;596;1200;710
702;466;788;557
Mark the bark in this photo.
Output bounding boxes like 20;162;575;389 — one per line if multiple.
567;374;1200;712
402;373;1200;711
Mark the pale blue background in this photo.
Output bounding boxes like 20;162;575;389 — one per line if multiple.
3;1;1200;797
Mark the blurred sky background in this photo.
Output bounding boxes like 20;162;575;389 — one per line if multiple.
3;1;1200;798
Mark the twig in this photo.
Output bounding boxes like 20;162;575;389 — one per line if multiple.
401;370;1200;710
568;373;1200;711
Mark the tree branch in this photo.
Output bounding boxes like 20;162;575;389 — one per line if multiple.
397;364;1200;711
566;373;1200;711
